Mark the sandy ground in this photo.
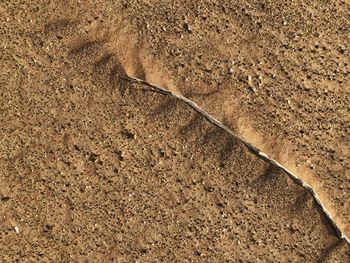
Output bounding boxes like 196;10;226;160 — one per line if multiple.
124;0;350;236
1;0;350;262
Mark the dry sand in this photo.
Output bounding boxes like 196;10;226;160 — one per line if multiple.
1;0;350;262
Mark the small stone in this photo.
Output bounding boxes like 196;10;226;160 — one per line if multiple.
43;224;54;232
117;150;125;161
183;23;191;33
14;226;20;233
247;75;256;92
339;46;346;54
88;153;99;162
228;68;234;74
122;130;136;140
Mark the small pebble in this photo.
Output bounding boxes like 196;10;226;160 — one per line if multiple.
14;226;20;233
250;87;256;93
183;23;191;33
247;75;255;92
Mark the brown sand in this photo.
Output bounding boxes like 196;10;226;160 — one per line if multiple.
119;0;350;238
1;1;350;262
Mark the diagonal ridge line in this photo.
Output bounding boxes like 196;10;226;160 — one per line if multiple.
124;75;350;245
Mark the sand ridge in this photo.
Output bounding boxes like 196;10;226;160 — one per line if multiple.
124;75;350;246
121;0;350;238
1;0;350;261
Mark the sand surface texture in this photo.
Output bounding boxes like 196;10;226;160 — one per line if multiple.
1;1;350;262
122;0;350;237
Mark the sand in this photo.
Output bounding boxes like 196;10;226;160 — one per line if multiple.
1;0;350;262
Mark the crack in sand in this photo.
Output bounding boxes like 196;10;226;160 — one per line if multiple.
124;75;350;246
